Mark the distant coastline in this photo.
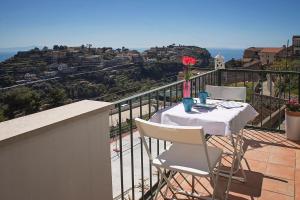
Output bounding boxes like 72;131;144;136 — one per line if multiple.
0;46;39;62
207;48;244;62
0;52;16;62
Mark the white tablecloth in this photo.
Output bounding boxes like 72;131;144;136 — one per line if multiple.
150;99;258;136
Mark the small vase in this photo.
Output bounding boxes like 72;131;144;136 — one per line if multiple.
285;109;300;141
183;80;191;98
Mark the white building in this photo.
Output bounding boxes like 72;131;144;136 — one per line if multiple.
44;71;58;78
57;63;69;71
24;73;37;80
214;54;225;69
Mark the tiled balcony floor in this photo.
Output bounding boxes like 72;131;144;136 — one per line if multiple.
157;129;300;200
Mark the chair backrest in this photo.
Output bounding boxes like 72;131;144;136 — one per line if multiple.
135;118;212;170
135;118;205;145
206;85;246;102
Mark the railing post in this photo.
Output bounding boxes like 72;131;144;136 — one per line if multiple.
217;69;222;86
298;74;300;103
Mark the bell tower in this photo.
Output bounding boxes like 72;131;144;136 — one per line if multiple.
214;54;225;69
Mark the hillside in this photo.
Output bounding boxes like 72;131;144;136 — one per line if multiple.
0;45;211;121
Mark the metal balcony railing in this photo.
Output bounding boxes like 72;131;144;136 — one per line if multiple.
110;68;300;200
1;68;300;200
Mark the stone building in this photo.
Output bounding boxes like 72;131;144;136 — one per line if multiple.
293;35;300;55
258;48;284;65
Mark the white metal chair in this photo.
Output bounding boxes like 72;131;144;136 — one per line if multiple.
205;85;247;199
206;85;246;102
135;118;223;200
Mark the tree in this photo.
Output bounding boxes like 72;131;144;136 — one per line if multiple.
3;87;40;119
86;44;92;51
53;45;59;50
59;45;67;50
0;75;14;87
42;46;49;51
48;88;67;107
32;47;40;52
0;109;5;122
122;46;128;52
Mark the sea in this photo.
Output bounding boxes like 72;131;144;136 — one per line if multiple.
207;48;244;62
0;52;17;62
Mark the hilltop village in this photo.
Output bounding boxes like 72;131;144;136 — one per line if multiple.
0;45;211;87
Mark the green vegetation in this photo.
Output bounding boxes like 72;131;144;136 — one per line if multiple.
0;45;212;122
0;63;183;121
0;108;5;122
226;82;254;102
2;87;40;119
271;58;300;71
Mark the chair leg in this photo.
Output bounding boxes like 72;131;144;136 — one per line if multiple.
229;131;247;182
157;168;179;199
163;170;175;198
154;171;163;200
212;160;221;200
225;135;238;200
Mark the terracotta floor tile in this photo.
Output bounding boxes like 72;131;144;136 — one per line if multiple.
297;150;300;159
208;136;234;153
297;160;300;170
246;144;273;153
296;169;300;183
228;182;261;199
297;151;300;169
269;146;296;158
242;159;267;174
227;191;258;200
296;182;300;200
262;176;294;196
221;155;236;168
268;154;295;167
244;150;269;162
266;163;295;180
257;190;294;200
197;177;221;197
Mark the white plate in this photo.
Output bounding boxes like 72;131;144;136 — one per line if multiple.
220;101;243;109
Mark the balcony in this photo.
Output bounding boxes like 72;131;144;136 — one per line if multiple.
0;69;299;200
156;129;300;200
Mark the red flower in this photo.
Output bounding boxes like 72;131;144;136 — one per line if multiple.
182;56;196;65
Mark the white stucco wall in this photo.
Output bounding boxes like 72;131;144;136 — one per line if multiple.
0;100;113;200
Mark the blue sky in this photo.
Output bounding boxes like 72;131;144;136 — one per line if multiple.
0;0;299;49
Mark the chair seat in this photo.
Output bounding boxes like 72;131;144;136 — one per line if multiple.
152;143;223;176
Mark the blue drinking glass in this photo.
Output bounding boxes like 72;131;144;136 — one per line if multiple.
199;91;208;104
182;98;195;112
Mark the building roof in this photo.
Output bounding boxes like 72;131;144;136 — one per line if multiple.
293;35;300;39
260;47;283;53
